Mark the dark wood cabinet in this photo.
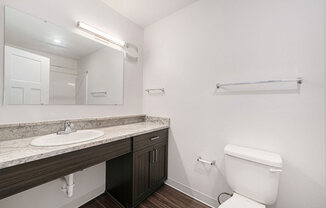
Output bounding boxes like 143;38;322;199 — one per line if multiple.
150;142;168;188
0;138;132;200
0;128;168;205
133;146;152;202
107;129;168;208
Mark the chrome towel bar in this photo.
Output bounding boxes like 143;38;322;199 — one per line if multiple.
216;77;303;89
197;157;216;165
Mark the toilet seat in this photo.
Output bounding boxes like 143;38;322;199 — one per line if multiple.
219;193;265;208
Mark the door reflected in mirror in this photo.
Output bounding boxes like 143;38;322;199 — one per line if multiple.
3;7;124;105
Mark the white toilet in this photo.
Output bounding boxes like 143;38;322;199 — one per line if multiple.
221;145;283;208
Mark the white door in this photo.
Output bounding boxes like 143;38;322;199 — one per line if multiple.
4;46;50;105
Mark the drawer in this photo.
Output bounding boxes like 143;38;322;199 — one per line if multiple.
133;129;168;152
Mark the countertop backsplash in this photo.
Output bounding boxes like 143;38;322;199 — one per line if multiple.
0;114;148;141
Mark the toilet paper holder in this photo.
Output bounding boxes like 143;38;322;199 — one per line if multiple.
197;157;216;165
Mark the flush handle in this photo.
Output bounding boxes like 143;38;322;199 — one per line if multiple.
270;168;283;173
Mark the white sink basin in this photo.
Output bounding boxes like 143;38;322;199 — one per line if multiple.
31;130;105;147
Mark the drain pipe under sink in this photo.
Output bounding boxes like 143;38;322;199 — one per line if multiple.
61;174;75;197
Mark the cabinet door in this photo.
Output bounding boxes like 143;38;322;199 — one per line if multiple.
133;146;153;202
150;142;168;187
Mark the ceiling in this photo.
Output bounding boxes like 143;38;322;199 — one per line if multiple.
101;0;199;27
5;7;104;60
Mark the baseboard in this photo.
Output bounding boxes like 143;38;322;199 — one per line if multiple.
165;178;218;208
59;180;218;208
60;185;105;208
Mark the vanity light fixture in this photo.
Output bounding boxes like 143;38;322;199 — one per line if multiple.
77;22;126;47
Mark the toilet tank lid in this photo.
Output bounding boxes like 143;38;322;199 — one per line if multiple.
224;145;283;168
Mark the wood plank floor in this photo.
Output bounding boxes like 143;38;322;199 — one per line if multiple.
80;185;210;208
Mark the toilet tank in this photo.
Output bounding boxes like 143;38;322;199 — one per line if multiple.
224;145;283;205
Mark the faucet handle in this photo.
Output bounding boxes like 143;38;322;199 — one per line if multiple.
64;120;71;127
57;120;75;135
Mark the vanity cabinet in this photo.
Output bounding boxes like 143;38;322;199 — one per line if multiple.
0;138;132;200
107;129;168;208
133;141;168;204
132;146;152;202
0;127;168;205
149;142;168;187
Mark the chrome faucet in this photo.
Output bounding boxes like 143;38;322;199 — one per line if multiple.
57;120;76;135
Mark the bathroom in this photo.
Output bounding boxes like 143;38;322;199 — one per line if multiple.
0;0;325;207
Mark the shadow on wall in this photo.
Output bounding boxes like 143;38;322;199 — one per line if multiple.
194;154;232;206
273;160;326;208
167;129;231;207
167;129;189;184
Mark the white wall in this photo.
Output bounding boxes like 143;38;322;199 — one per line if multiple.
78;47;124;105
0;0;143;207
143;0;326;207
0;0;143;123
50;71;77;105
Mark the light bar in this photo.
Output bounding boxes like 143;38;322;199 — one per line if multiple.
77;22;126;47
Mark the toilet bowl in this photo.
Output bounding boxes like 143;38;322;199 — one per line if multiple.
222;145;283;207
219;193;265;208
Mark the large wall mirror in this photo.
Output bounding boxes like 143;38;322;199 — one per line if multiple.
3;7;124;105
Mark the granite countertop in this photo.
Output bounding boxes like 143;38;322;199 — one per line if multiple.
0;121;169;170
